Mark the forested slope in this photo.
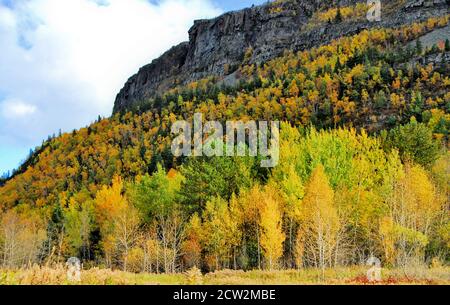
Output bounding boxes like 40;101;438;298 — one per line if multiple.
0;13;448;272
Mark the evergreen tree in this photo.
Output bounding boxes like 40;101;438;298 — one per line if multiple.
416;39;423;55
385;119;439;167
335;8;343;23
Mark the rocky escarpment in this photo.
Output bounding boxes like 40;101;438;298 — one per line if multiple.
113;0;449;113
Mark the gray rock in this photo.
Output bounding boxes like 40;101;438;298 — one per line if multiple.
113;0;449;113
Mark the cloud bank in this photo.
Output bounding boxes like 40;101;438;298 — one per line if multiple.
0;0;222;172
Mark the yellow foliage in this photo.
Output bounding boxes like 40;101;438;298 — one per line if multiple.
94;175;128;230
259;185;285;270
298;165;340;268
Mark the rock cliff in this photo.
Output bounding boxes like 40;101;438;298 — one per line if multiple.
113;0;449;113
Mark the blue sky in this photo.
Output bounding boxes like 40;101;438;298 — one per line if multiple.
0;0;267;175
213;0;267;11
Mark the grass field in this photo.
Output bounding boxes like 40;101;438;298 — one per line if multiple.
0;266;449;285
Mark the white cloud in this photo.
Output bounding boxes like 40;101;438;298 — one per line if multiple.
1;99;37;118
0;0;222;161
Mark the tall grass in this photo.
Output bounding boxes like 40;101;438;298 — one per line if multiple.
0;266;448;285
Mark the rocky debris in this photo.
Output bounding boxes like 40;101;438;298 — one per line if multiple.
113;0;449;113
408;24;450;48
406;0;449;8
415;51;450;67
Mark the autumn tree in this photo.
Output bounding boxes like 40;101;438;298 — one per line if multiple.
94;176;130;268
200;196;241;271
111;202;141;272
259;186;285;270
94;176;128;230
182;213;202;269
385;164;444;267
298;165;341;272
234;185;266;269
270;122;304;267
0;210;46;268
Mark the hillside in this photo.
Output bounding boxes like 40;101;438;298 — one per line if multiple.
0;1;449;275
113;0;449;113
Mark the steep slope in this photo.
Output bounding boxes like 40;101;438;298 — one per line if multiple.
113;0;449;113
1;14;449;210
0;2;449;271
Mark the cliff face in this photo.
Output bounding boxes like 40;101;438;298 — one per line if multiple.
113;0;449;113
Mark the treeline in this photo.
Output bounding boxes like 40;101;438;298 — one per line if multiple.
0;121;448;271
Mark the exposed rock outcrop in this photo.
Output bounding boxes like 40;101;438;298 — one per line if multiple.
113;0;449;113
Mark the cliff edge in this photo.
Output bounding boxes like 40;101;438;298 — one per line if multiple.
113;0;449;113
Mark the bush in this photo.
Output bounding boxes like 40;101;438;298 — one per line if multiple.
184;266;203;285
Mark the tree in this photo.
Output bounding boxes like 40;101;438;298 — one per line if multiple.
294;128;357;189
385;119;439;167
130;166;185;273
157;209;185;273
94;176;128;230
111;202;141;272
43;202;65;264
234;185;266;269
93;176;142;271
130;165;182;223
270;123;304;267
276;165;303;266
416;39;423;55
180;154;254;211
259;186;285;270
63;199;94;260
384;164;444;267
201;196;241;271
288;80;300;97
142;228;162;273
335;8;343;23
298;165;340;272
0;210;46;268
182;214;202;269
94;176;130;268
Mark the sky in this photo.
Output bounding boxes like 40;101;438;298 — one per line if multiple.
0;0;267;175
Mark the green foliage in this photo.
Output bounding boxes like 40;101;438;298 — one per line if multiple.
384;119;440;167
180;153;256;211
130;164;183;221
63;199;94;258
416;39;423;55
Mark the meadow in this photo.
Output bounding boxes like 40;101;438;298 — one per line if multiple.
0;266;449;285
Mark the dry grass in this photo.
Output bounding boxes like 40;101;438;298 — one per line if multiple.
0;265;449;285
204;267;450;285
0;265;186;285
